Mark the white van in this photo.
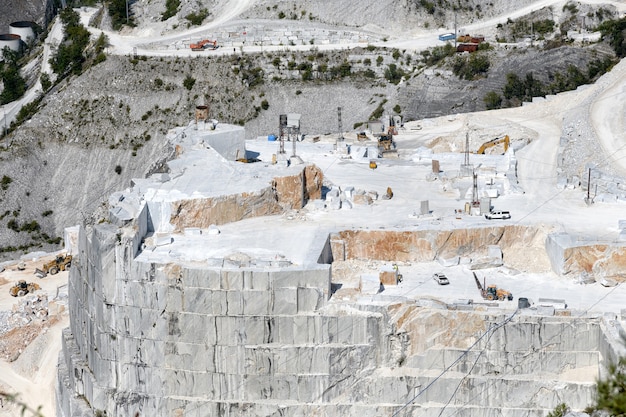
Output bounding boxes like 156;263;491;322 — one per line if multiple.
485;210;511;220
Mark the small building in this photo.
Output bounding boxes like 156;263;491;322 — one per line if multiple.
457;43;479;53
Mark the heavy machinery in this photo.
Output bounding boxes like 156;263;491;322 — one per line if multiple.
375;126;396;154
473;272;513;301
483;284;513;301
9;280;41;297
476;135;510;154
190;39;218;51
35;254;72;277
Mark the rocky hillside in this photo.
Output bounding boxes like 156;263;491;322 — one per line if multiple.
0;0;54;34
133;0;541;38
0;0;621;260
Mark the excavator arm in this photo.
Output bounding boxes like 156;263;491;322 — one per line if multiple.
476;135;509;154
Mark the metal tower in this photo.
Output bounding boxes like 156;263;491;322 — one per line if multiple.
337;107;343;141
278;114;287;155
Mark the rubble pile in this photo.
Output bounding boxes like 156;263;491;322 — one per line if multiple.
0;294;51;362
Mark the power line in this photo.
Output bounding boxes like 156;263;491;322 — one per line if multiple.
392;309;519;417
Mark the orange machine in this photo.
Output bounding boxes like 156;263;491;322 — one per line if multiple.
190;39;218;51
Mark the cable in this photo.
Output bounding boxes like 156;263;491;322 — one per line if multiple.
437;319;497;417
391;309;519;417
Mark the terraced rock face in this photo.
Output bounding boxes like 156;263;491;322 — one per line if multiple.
168;164;323;229
57;214;612;416
333;225;553;273
0;0;53;31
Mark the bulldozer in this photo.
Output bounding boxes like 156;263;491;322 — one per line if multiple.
375;126;396;155
476;135;510;154
483;284;513;301
35;254;72;278
9;280;41;297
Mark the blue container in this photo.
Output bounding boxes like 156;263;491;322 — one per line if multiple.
268;134;277;141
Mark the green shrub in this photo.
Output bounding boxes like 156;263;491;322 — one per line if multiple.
452;53;490;80
162;0;180;21
546;404;569;417
20;220;40;233
7;219;18;232
0;175;12;191
362;69;376;78
369;99;387;120
483;91;502;110
109;0;134;29
241;67;264;87
183;75;196;90
0;65;26;104
185;9;209;25
597;17;626;57
384;64;406;84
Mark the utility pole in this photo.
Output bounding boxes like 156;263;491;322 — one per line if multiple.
585;167;593;205
464;132;470;166
472;171;479;207
454;13;457;48
337;107;343;141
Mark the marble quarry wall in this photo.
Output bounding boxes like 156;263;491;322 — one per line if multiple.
57;222;342;416
332;226;626;282
331;225;550;272
147;164;324;231
57;217;623;416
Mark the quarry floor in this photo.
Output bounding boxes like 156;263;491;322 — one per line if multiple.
0;255;69;417
1;1;626;415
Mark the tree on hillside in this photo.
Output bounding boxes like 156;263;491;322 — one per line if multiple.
0;66;27;104
594;355;626;415
0;48;26;105
597;17;626;57
109;0;135;30
50;8;91;77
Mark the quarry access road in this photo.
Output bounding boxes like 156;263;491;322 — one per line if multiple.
590;58;626;177
0;14;61;132
99;0;626;57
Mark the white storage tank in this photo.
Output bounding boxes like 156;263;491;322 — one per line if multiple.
0;34;21;60
9;21;36;43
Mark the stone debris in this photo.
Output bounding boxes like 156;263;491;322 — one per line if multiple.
0;294;52;362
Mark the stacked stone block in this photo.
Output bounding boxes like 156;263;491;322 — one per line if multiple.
56;212;623;417
57;222;393;416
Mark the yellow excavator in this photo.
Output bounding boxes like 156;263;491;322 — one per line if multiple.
476;135;509;154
